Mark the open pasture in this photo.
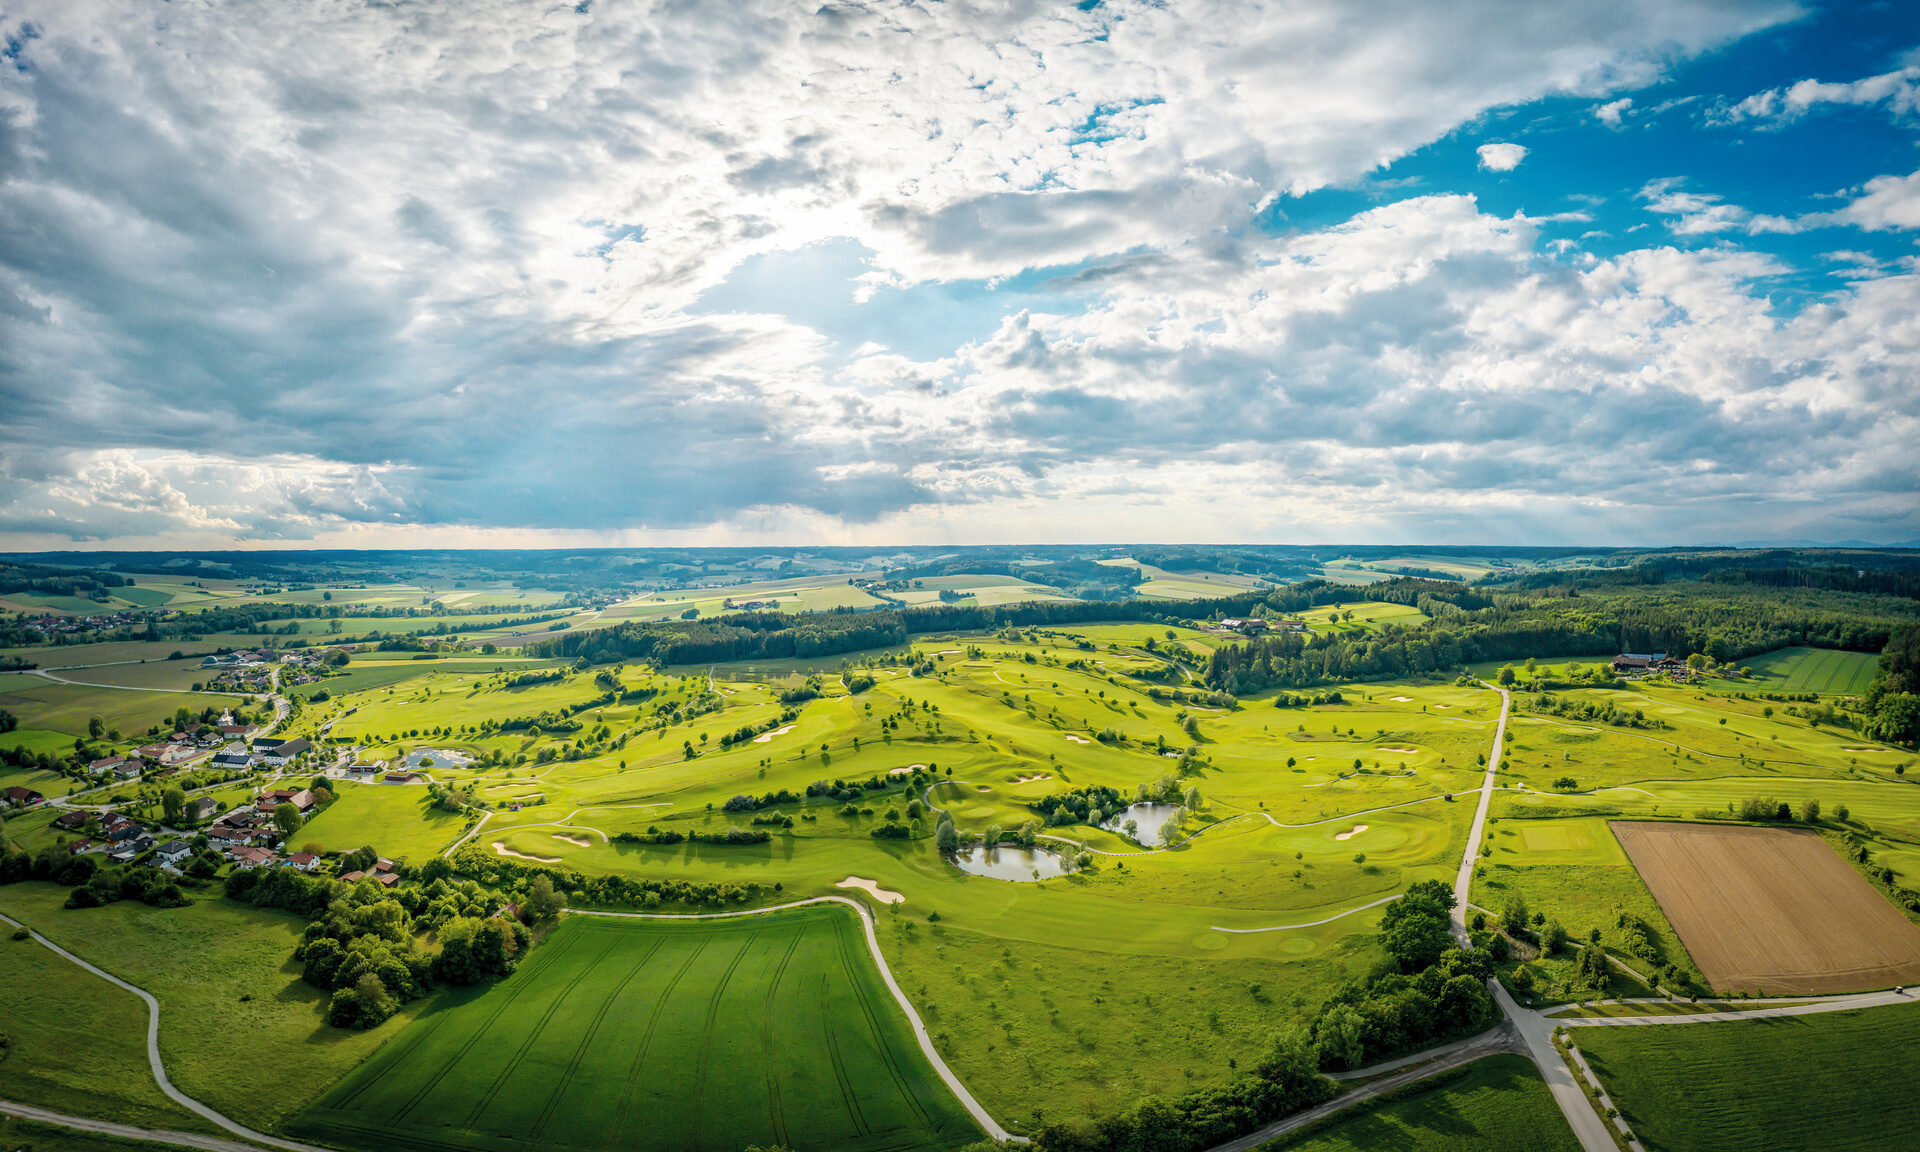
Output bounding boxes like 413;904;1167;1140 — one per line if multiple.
290;906;981;1152
1613;821;1920;994
0;677;211;740
0;640;224;669
295;783;469;863
1578;1001;1920;1152
1262;1054;1579;1152
1741;645;1879;695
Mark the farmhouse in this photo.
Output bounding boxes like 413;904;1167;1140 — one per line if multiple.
113;761;144;781
88;755;126;776
1219;617;1268;634
285;852;320;872
210;751;251;771
54;810;89;830
2;786;44;807
1611;652;1685;673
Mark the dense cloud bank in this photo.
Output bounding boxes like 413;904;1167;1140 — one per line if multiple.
1;0;1914;546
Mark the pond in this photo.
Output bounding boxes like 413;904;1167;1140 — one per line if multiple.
1104;802;1184;847
403;747;474;771
951;843;1068;881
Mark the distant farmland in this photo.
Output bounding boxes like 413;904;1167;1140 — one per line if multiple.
289;906;981;1152
1744;646;1879;695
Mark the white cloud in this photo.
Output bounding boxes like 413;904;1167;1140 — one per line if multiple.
1717;65;1920;126
1477;142;1529;171
1595;97;1634;127
6;0;1906;546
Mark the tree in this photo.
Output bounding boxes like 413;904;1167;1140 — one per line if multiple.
1543;919;1569;955
88;715;104;739
161;787;185;822
1183;785;1202;809
1834;803;1851;823
1800;798;1821;824
273;802;303;837
935;817;958;854
525;873;563;921
1497;664;1516;686
1500;893;1530;937
1314;1003;1365;1070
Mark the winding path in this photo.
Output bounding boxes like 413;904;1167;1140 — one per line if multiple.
0;1100;274;1152
569;895;1024;1143
0;910;331;1152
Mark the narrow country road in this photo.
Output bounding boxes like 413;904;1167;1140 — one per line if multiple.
0;910;332;1152
0;1099;274;1152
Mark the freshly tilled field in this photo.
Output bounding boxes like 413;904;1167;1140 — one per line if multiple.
1613;821;1920;995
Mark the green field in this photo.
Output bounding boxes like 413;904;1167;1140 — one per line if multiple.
0;883;430;1133
1261;1055;1579;1152
294;783;470;863
0;928;219;1135
289;906;982;1152
1577;1003;1920;1151
1742;646;1880;695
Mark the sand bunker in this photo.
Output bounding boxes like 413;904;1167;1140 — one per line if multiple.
752;724;796;743
976;785;992;792
1843;747;1883;752
1389;696;1413;702
1011;773;1053;784
933;649;960;655
1333;825;1369;841
551;833;593;847
492;840;561;863
1376;747;1419;754
1434;704;1452;709
837;876;905;904
1064;734;1092;744
889;767;914;776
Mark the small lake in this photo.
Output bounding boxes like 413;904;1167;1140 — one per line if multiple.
1104;802;1184;847
404;747;473;770
952;844;1067;881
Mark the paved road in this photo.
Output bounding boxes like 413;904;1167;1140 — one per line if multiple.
571;895;1026;1144
1205;1023;1524;1152
1559;987;1919;1027
0;1099;275;1152
0;910;331;1152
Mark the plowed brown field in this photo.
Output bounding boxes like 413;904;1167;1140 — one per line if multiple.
1613;821;1920;995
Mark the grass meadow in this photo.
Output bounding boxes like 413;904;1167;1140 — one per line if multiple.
290;906;981;1152
1577;1003;1920;1151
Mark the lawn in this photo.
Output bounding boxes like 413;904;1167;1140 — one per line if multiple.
1577;1002;1920;1151
288;906;983;1152
0;679;212;741
294;782;470;863
1259;1055;1579;1152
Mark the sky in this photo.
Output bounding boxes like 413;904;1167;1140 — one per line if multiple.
1;0;1917;551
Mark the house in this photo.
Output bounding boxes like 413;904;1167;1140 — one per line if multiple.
1611;652;1687;674
1219;618;1268;634
231;846;276;868
1279;620;1308;632
206;826;249;850
88;755;126;776
136;743;193;766
218;724;254;739
108;845;142;865
338;870;367;883
210;752;251;771
258;788;315;812
105;819;146;843
258;738;310;766
114;761;144;781
154;841;194;866
184;796;218;822
2;786;44;807
383;771;420;784
371;871;400;887
54;810;89;830
346;762;381;776
285;852;320;872
373;858;395;874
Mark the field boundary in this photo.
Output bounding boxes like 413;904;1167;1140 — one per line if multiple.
568;895;1021;1143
